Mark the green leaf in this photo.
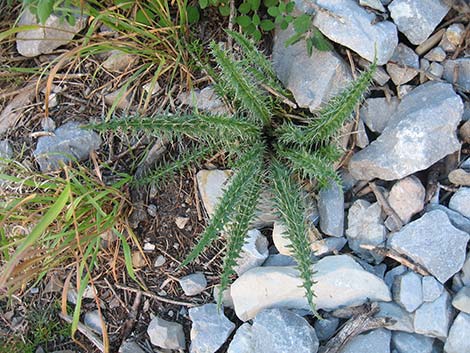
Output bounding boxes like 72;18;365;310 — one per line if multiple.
65;13;76;26
260;19;275;31
278;2;286;13
37;0;54;24
199;0;209;8
252;14;261;26
135;8;156;25
263;0;278;7
306;37;313;56
237;15;252;28
284;32;303;47
286;1;295;13
285;15;293;23
244;23;256;34
293;14;311;34
311;28;333;51
267;6;280;17
219;5;231;16
274;14;284;24
280;19;289;30
251;0;261;11
252;29;262;41
187;6;200;24
114;0;134;10
239;2;251;14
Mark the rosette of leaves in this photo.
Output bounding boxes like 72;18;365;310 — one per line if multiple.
90;30;376;314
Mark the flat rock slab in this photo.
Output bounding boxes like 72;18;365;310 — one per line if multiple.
360;97;400;133
305;0;398;64
389;0;449;45
34;121;101;172
414;290;453;339
444;312;470;353
147;316;185;350
189;304;235;353
272;26;352;113
318;182;344;237
340;328;391;353
392;332;434;353
16;9;87;57
389;210;469;283
349;82;463;181
231;255;391;321
448;187;470;218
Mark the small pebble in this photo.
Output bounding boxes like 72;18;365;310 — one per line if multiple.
154;255;166;267
147;204;157;217
424;47;446;62
175;216;189;229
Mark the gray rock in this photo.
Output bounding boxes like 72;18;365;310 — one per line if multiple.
147;316;185;350
213;286;234;309
189;304;235;353
422;276;444;302
389;0;449;45
392;332;434;353
414;291;453;339
340;328;391;353
0;140;12;160
272;25;352;112
314;316;339;341
385;265;408;289
444;312;470;353
234;229;268;275
449;187;470;218
443;59;470;92
311;237;347;257
251;309;319;353
426;204;470;234
231;255;391;321
178;86;230;115
360;0;386;11
34;121;101;172
360;97;400;133
16;9;87;57
424;47;446;62
387;176;425;226
376;301;414;332
346;200;386;263
318;182;344;237
452;286;470;314
393;271;423;312
397;84;415;98
119;341;146;353
179;272;207;296
102;50;137;72
446;23;465;46
462;254;470;286
428;62;444;79
262;254;297;267
349;82;463;181
305;0;397;64
272;221;292;255
386;44;420;85
388;210;469;283
227;323;254;353
84;310;103;335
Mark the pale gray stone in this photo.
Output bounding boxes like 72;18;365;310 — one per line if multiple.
119;341;146;353
272;221;292;255
392;332;434;353
318;182;344;237
446;23;466;46
424;47;446;62
359;97;400;133
388;210;469;283
444;312;470;353
102;50;137;72
272;25;352;112
314;316;339;341
84;310;103;335
227;323;254;353
179;272;207;296
389;0;450;45
422;276;444;302
443;59;470;92
234;229;268;275
452;286;470;314
349;82;463;181
311;237;347;257
251;309;319;353
360;0;386;11
178;86;230;115
376;301;414;332
462;254;470;286
393;271;423;312
262;254;297;267
387;176;425;225
414;291;453;339
0;140;13;160
147;316;185;350
34;121;101;172
213;286;234;309
231;255;391;321
385;265;408;289
448;187;470;218
426;204;470;234
428;62;444;78
386;44;420;85
305;0;397;65
341;328;391;353
16;9;87;57
189;304;235;353
346;200;386;263
397;84;415;98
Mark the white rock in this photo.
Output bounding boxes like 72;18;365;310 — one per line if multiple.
387;176;425;224
16;9;87;57
449;187;470;218
393;271;423;312
154;255;166;267
179;272;207;296
444;312;470;353
147;316;185;350
446;23;465;46
234;229;269;275
230;255;391;321
227;323;254;353
213;286;234;308
414;290;454;340
272;221;292;255
84;310;104;335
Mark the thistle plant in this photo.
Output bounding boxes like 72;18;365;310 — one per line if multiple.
90;30;376;315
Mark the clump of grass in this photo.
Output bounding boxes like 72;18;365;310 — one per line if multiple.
0;160;140;342
89;30;376;315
